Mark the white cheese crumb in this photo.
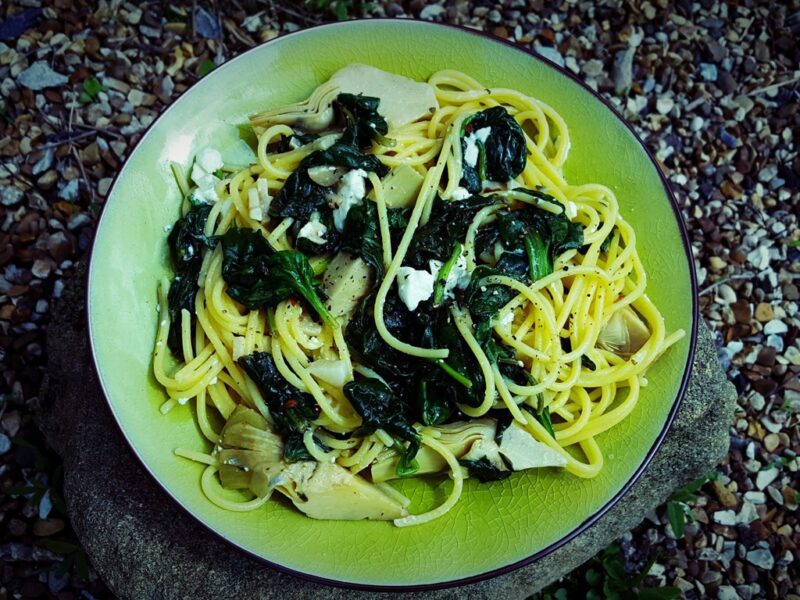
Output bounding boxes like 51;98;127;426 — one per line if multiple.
209;377;218;385
565;201;578;220
297;212;328;245
247;187;263;222
196;148;223;173
231;336;246;361
288;136;302;150
397;266;436;311
256;178;271;216
446;186;471;201
331;169;367;231
176;397;189;405
463;126;491;168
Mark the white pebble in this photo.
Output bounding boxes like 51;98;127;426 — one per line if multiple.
736;501;758;524
746;548;775;570
717;585;740;600
690;115;704;131
763;319;788;335
765;334;784;352
656;96;674;115
717;283;736;304
713;509;737;526
755;467;779;490
743;491;765;504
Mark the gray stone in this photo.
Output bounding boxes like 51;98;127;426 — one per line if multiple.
40;268;737;599
17;60;69;90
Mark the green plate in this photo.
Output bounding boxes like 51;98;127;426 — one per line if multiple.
88;20;697;589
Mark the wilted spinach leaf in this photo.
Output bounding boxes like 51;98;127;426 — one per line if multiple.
218;227;275;308
407;195;497;268
341;199;384;281
219;228;335;327
344;378;421;477
462;265;519;321
334;93;389;149
168;204;212;268
460;106;527;191
460;457;512;482
165;204;213;357
238;352;321;461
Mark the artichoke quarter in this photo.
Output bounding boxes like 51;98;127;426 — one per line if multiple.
217;406;407;521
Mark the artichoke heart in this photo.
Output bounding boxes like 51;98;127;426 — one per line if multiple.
249;64;439;133
218;406;406;520
371;418;566;483
597;306;650;358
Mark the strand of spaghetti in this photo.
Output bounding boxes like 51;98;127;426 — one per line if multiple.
266;217;294;250
463;204;503;271
303;428;339;463
269;336;307;391
369;172;392;267
394;433;464;527
351;437;386;474
450;307;496;417
174;448;216;465
200;465;272;511
194;388;219;443
559;376;641;446
491;364;528;424
551;387;592;439
283;351;359;429
372;145;451;359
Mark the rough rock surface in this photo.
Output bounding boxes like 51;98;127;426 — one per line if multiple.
39;268;736;599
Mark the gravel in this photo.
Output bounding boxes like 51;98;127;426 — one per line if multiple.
0;1;798;599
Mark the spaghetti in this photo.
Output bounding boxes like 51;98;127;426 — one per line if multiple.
153;65;684;526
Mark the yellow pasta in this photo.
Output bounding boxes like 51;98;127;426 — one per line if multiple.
154;66;684;525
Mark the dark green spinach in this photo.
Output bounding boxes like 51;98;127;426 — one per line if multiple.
238;352;320;462
460;457;512;482
334;93;390;149
344;378;421;477
460;106;527;192
165;204;213;356
219;228;336;327
341;199;384;281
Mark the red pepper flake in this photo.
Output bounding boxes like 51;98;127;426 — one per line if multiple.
284;399;297;409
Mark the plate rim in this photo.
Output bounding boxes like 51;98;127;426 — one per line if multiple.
86;18;699;592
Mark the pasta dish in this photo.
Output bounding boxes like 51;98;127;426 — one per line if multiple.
152;65;684;526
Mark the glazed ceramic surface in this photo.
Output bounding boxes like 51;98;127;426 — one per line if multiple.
88;20;696;588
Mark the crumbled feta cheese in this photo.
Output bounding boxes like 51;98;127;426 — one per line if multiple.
297;212;328;245
331;169;367;231
231;336;246;360
463;126;492;168
397;266;436;311
495;310;514;332
565;201;578;220
256;178;271;214
247;187;263;222
190;156;221;204
288;136;302;150
196;148;223;173
177;397;189;405
446;186;471;200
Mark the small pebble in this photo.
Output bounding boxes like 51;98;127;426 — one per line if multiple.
656;96;674;115
745;548;774;570
0;433;10;455
756;467;779;490
763;319;788;335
